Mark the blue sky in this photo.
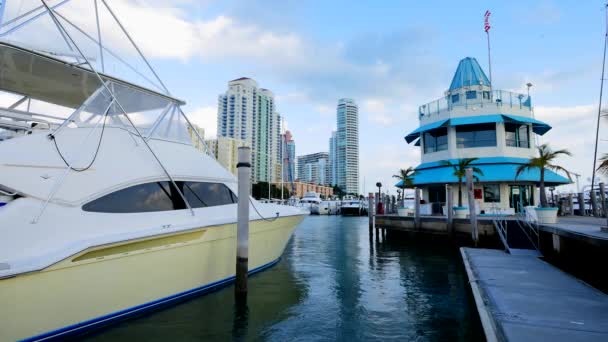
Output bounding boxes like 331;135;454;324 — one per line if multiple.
8;0;604;193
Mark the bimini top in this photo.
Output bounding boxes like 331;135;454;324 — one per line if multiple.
394;157;571;187
0;42;185;111
449;57;491;91
404;114;551;143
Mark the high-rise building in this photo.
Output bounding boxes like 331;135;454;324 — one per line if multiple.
281;130;296;183
205;136;248;176
217;78;281;183
297;152;330;185
329;130;337;186
336;98;359;195
188;125;205;152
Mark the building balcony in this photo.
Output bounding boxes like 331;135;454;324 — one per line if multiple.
419;89;532;123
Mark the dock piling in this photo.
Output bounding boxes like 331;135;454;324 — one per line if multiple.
368;193;374;235
568;193;574;216
577;192;586;216
235;146;251;299
466;168;479;246
414;188;420;229
600;183;607;218
591;190;599;217
446;184;453;235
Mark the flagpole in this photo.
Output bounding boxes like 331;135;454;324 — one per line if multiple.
591;3;608;214
485;10;493;88
486;31;492;87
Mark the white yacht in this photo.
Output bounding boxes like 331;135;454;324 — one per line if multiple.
341;195;366;216
0;3;305;340
297;191;322;214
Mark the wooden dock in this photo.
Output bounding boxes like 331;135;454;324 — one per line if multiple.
461;247;608;342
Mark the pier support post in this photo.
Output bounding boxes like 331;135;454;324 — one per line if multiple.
466;168;479;246
591;190;599;217
368;193;375;235
600;183;607;218
235;147;251;299
446;184;453;235
577;192;586;216
414;188;421;229
568;193;574;216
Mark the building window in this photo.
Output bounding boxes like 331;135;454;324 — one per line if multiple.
451;94;460;103
483;184;500;203
456;123;496;148
505;123;530;148
482;91;491;99
466;90;477;100
423;127;448;153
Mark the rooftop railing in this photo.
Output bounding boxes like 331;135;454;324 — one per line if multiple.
419;90;531;119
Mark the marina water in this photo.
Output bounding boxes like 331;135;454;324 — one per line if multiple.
83;216;484;341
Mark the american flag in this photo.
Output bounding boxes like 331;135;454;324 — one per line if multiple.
484;10;491;32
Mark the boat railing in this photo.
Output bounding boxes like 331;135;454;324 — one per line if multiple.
418;89;531;119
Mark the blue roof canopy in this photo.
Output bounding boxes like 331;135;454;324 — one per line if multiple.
449;57;491;91
404;119;449;143
394;157;571;187
404;115;552;144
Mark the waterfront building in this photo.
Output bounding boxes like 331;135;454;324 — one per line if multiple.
217;78;281;183
205;136;248;176
329;130;337;185
297;152;330;185
336;99;360;195
187;124;205;152
400;57;570;214
274;181;334;199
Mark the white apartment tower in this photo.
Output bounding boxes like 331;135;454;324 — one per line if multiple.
336;98;359;195
217;78;281;183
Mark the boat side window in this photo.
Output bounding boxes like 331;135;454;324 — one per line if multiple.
181;182;237;208
83;181;236;213
82;182;179;213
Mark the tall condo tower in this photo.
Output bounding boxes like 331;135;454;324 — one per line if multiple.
329;130;337;186
336;98;360;195
217;78;280;183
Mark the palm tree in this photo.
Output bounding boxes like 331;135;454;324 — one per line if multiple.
442;158;484;207
597;154;608;175
392;167;416;201
515;143;572;208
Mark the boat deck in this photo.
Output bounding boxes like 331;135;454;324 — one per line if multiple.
461;247;608;341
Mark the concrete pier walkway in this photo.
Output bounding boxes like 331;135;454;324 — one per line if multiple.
461;248;608;341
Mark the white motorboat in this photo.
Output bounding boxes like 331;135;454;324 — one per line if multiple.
298;191;322;214
341;195;366;216
0;3;306;340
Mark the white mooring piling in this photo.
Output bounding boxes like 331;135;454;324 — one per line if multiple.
236;146;251;298
466;168;479;246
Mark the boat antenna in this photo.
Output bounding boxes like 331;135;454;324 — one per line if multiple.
591;3;608;205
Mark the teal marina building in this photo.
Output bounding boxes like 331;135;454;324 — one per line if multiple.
400;57;570;215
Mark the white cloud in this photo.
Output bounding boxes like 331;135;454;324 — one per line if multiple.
187;106;217;139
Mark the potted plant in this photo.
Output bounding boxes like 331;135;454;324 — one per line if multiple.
393;167;415;216
515;144;571;224
443;158;483;219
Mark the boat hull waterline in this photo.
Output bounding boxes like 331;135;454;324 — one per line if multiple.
0;215;303;341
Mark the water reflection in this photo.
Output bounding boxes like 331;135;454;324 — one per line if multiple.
82;216;483;341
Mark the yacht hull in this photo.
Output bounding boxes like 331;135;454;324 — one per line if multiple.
0;215;304;341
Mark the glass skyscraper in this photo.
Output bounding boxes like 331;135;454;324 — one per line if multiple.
336;98;359;195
